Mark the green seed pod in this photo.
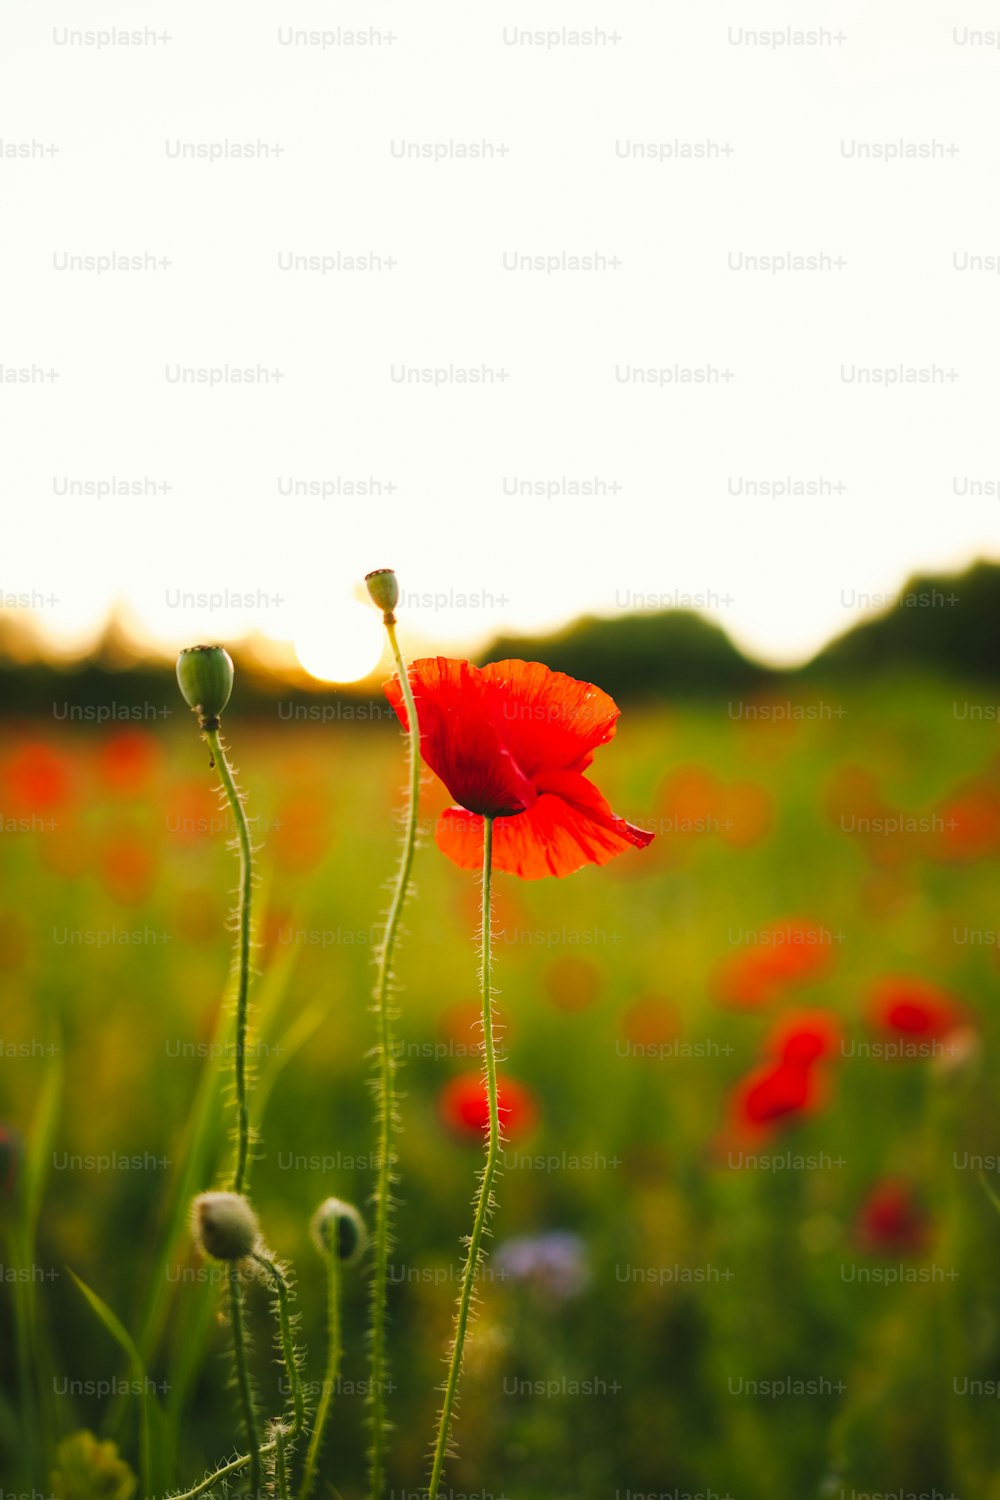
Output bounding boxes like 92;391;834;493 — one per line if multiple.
311;1197;368;1266
191;1190;260;1262
364;568;399;622
176;646;235;730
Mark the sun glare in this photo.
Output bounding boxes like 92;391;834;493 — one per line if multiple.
293;602;385;684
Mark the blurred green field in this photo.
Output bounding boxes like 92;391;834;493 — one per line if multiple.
2;672;1000;1500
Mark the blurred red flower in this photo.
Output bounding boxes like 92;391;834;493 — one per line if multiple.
384;658;653;879
727;1010;841;1140
932;776;1000;862
4;742;73;814
768;1009;842;1066
856;1179;932;1255
735;1062;820;1127
438;1072;538;1141
865;976;965;1041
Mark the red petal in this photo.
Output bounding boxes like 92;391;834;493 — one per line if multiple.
739;1062;814;1123
385;657;536;817
437;781;653;880
866;975;963;1040
479;659;620;775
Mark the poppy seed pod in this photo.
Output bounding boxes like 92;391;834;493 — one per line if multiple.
311;1197;368;1266
176;646;235;730
365;568;399;622
191;1191;260;1262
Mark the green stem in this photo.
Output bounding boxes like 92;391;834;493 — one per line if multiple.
172;1447;258;1500
298;1246;342;1500
253;1253;306;1445
275;1427;291;1500
368;619;421;1500
205;725;254;1196
171;1430;286;1500
228;1271;262;1498
427;818;498;1500
6;1223;40;1483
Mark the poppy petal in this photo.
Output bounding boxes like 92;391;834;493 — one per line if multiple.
533;769;654;851
385;657;537;817
479;659;620;775
437;783;653;880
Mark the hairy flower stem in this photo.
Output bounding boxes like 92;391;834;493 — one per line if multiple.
228;1271;262;1498
204;726;254;1195
203;724;257;1499
427;817;499;1499
253;1254;306;1444
367;619;420;1499
275;1428;291;1500
298;1243;342;1500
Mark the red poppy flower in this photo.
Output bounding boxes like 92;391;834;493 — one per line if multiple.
4;742;73;814
865;976;964;1041
769;1009;841;1066
384;658;654;879
856;1179;932;1255
727;1010;840;1140
736;1061;819;1126
438;1072;538;1141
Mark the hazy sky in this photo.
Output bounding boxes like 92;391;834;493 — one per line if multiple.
4;0;1000;679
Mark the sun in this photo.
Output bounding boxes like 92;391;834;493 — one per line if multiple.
293;602;385;684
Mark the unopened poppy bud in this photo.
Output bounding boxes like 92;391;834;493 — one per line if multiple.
365;569;399;623
191;1191;260;1262
311;1197;367;1266
176;646;235;730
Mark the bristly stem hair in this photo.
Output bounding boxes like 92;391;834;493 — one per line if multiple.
228;1269;262;1498
367;615;421;1500
427;817;500;1499
298;1228;342;1500
204;725;254;1195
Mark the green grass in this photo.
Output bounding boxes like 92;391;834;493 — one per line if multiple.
1;672;999;1499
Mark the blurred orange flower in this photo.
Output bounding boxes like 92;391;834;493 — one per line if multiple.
713;917;836;1007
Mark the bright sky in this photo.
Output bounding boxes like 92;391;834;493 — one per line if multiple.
4;0;1000;680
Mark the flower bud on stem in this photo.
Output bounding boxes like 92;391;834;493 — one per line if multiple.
363;571;420;1500
299;1200;366;1500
